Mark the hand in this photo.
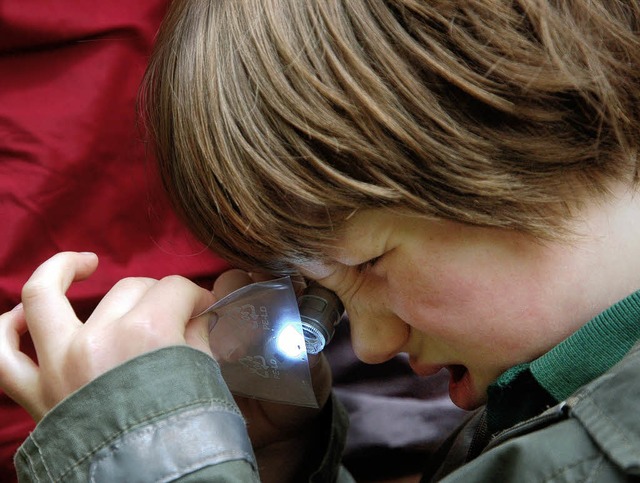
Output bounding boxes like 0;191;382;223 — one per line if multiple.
212;270;333;482
0;251;216;421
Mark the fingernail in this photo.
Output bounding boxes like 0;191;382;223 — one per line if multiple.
11;303;23;312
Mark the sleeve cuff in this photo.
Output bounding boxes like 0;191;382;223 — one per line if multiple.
15;346;257;482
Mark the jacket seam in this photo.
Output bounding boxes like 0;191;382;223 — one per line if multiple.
543;452;603;482
89;445;253;483
19;448;40;483
29;434;49;482
585;454;606;483
40;398;240;482
578;391;635;460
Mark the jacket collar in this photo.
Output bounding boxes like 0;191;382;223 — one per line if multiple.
568;341;640;474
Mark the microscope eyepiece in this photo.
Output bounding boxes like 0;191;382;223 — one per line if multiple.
298;283;344;354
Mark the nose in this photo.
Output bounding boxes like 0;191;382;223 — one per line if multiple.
346;304;409;364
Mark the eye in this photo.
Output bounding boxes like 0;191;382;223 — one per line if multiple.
355;255;382;273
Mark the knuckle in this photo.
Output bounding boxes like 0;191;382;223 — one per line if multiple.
111;277;155;294
120;318;168;351
159;274;189;286
0;362;11;386
66;333;107;378
127;312;156;332
21;278;48;302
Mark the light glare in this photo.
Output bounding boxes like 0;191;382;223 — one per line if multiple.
276;323;305;358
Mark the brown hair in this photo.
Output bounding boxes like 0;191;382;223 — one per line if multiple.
142;0;640;273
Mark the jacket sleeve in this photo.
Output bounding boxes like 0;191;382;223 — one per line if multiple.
15;346;259;482
14;346;352;482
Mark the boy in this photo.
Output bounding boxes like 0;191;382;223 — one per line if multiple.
2;0;639;481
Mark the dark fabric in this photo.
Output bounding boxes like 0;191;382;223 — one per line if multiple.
485;365;556;437
530;289;640;401
14;346;350;483
433;343;640;481
485;289;640;437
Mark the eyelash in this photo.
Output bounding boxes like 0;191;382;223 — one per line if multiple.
355;255;382;273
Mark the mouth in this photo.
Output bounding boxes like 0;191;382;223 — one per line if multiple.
445;364;484;410
447;364;467;383
409;359;482;410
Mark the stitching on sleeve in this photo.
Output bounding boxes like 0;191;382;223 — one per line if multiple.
53;398;239;481
28;435;50;483
87;405;255;482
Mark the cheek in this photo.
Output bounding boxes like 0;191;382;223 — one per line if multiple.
390;261;546;350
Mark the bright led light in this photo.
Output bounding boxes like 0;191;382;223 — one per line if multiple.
276;323;305;359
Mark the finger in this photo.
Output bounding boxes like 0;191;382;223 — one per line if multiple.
246;271;273;283
0;305;43;420
85;277;156;326
207;312;250;362
21;252;98;357
207;270;258;360
184;315;213;355
290;274;307;296
212;269;253;298
246;272;307;295
122;275;217;343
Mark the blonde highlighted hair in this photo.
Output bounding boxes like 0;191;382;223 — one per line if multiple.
142;0;640;272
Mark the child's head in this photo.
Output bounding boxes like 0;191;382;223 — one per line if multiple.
142;0;640;410
143;0;640;274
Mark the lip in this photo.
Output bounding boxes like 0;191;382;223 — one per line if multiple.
408;357;445;377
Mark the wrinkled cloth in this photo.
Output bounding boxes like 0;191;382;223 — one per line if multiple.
0;3;228;480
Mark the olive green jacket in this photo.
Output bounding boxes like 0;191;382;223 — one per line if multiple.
14;346;351;482
425;341;640;482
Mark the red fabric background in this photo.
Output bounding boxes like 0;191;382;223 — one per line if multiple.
0;2;229;480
